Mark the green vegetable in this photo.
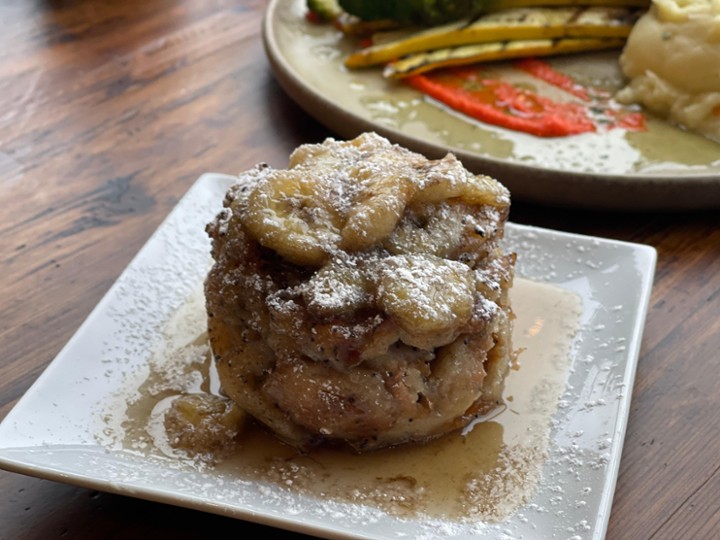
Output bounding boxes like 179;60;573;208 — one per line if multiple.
338;0;486;25
338;0;651;25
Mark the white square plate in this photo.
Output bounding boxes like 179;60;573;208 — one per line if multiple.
0;173;656;539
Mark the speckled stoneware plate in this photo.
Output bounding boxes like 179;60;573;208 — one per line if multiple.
262;0;720;210
0;173;656;539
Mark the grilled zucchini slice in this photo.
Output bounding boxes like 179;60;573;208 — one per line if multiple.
384;36;626;77
347;6;641;68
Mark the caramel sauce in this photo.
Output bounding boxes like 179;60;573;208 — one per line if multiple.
112;278;581;522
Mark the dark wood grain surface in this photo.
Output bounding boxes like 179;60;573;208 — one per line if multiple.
1;1;718;539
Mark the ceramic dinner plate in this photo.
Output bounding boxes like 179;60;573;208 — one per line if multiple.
262;0;720;210
0;173;655;539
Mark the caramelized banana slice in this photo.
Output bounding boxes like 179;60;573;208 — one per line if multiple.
384;203;466;257
342;175;416;251
341;157;419;251
378;254;474;336
303;258;373;317
164;394;246;456
242;170;343;266
414;154;510;207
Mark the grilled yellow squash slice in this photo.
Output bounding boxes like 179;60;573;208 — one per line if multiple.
384;36;626;78
347;6;641;69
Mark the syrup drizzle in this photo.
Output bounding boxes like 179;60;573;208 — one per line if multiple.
110;278;581;523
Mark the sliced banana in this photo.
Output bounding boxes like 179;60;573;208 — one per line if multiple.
303;258;373;317
340;148;421;251
383;202;467;258
164;393;246;455
377;254;474;336
413;153;510;207
242;169;343;266
341;171;416;251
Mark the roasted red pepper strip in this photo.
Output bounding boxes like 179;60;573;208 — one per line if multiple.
406;67;595;137
514;58;590;101
406;61;645;137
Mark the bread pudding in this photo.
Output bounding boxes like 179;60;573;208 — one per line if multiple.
204;132;516;452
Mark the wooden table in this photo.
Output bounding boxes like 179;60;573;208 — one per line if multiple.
1;1;718;538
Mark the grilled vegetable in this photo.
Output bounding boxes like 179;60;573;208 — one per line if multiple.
384;36;625;77
346;7;641;68
338;0;650;25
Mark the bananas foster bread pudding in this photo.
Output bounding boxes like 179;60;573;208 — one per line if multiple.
204;132;516;452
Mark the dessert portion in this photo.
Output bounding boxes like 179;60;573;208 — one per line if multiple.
204;132;516;452
617;0;720;142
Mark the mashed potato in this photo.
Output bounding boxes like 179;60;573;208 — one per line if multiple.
617;0;720;142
